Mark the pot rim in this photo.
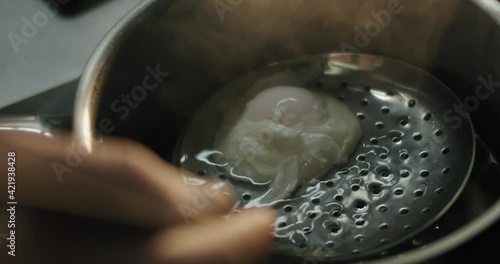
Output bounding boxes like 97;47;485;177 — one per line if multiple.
74;0;156;152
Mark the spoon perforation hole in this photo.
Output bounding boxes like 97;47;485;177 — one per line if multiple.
422;207;431;213
330;226;341;234
420;170;430;177
242;193;252;200
369;183;383;195
375;122;384;129
376;166;391;177
355;220;365;226
354;199;368;210
308;212;317;219
378;205;388;213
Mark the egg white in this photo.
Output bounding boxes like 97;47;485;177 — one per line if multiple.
215;81;362;203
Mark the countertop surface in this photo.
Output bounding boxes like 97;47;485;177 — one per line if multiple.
0;0;143;109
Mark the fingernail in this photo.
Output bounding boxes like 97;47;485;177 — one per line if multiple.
205;180;235;211
210;181;229;192
177;170;235;213
183;178;234;213
182;174;209;186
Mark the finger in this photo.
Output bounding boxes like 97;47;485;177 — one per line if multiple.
0;131;235;227
148;208;277;264
1;148;177;227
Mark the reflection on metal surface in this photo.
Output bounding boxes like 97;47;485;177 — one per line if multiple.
175;53;476;260
0;116;52;137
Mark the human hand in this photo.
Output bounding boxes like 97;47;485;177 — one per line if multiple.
0;131;276;264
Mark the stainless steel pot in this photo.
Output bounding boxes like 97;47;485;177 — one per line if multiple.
8;0;500;263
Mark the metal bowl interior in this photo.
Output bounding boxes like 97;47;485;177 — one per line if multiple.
75;0;500;263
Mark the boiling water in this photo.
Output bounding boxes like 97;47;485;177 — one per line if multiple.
173;54;479;260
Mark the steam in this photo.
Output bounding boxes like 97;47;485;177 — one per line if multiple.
162;0;460;82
